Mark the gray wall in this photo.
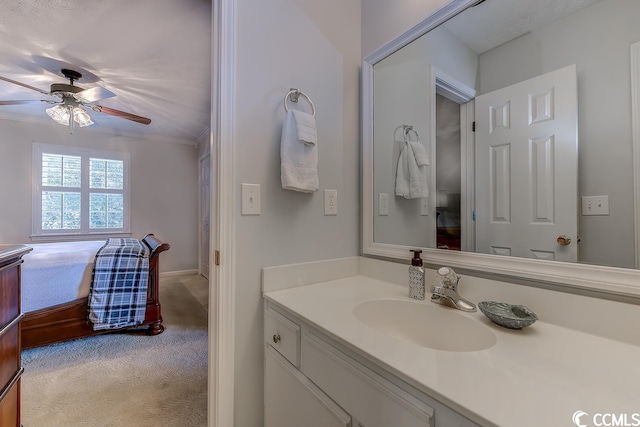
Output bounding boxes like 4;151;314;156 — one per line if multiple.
0;119;199;273
362;0;451;57
233;0;361;425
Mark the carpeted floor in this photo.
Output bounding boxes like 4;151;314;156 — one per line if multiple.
20;274;209;427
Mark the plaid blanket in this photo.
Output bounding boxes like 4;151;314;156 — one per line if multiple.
88;238;150;331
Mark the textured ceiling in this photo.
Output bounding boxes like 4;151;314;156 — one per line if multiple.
0;0;211;144
443;0;603;54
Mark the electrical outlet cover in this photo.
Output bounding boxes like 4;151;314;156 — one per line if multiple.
324;189;337;215
379;193;389;216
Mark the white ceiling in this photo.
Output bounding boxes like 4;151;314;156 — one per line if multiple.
0;0;211;144
443;0;602;54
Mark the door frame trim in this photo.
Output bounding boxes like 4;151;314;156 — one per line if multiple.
210;0;236;425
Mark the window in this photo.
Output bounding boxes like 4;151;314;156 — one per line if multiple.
33;143;131;238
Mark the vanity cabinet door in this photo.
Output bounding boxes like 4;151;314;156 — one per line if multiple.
302;332;434;427
265;345;351;427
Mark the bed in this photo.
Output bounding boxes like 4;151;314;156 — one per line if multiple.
19;234;170;349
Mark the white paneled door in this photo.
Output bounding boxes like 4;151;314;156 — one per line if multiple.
475;65;578;262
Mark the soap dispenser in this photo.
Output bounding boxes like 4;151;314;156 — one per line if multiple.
408;249;425;300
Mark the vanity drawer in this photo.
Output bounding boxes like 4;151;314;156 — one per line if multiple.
302;332;434;427
265;303;300;367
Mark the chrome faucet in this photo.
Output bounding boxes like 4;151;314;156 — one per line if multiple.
430;267;476;312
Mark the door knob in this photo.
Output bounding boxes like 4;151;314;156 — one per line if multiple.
556;235;571;246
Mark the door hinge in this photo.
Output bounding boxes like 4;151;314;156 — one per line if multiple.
472;121;476;132
214;250;220;266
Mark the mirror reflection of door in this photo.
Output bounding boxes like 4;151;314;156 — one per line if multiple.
475;65;578;262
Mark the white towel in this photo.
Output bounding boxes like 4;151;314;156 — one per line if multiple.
395;141;429;199
281;110;319;192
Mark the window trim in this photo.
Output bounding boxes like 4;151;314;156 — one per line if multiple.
32;142;131;239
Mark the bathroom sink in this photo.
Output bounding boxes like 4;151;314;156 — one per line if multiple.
353;299;497;352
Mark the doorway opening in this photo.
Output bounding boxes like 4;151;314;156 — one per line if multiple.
435;94;462;250
430;65;476;252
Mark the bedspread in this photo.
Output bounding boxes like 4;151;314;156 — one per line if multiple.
21;240;106;312
88;238;150;330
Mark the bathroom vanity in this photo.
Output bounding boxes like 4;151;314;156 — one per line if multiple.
264;297;474;427
262;257;640;427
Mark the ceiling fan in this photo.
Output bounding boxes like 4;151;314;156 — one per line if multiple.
0;68;151;129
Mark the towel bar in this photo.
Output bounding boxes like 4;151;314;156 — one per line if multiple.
284;88;316;118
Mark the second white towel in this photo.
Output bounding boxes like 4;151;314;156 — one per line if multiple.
395;141;429;199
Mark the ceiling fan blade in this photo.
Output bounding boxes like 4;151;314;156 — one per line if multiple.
0;75;50;95
0;99;48;105
76;86;116;104
91;105;151;125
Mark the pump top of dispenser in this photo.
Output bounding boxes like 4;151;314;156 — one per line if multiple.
410;249;423;266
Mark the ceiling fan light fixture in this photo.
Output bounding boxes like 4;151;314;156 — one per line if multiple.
45;104;71;126
73;107;94;127
1;70;151;127
45;104;94;128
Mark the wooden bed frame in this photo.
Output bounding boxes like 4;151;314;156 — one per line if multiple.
20;234;170;349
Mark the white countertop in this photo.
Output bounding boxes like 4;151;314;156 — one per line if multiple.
264;275;640;427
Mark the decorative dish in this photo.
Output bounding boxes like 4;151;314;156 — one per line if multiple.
478;301;538;329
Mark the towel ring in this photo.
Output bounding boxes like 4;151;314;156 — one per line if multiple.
402;124;420;143
284;88;316;118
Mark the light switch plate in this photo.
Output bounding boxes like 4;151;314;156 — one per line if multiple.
581;195;609;216
241;183;261;215
324;189;337;215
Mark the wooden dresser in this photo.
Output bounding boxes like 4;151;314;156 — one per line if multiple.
0;245;31;427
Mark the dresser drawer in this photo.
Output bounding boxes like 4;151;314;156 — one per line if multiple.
0;318;21;395
0;262;20;328
265;303;300;367
0;377;20;427
302;332;434;427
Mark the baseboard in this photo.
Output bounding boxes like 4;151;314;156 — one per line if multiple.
160;269;199;277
